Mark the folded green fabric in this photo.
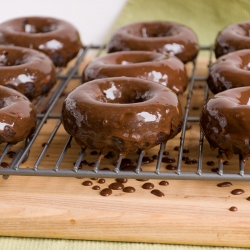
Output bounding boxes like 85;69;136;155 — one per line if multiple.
107;0;250;46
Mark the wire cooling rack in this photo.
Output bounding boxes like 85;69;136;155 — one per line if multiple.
0;45;247;180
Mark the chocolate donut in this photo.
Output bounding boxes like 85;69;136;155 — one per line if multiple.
207;49;250;94
215;21;250;58
62;77;183;156
82;51;188;94
0;16;82;67
0;85;36;144
106;21;199;63
0;45;56;100
200;86;250;160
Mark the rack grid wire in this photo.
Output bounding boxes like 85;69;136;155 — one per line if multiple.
0;45;247;180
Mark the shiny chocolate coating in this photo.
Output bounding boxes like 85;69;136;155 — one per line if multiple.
0;16;82;67
207;50;250;94
200;86;250;160
0;85;36;144
0;45;56;99
62;77;183;155
82;51;188;94
215;21;250;58
106;21;199;63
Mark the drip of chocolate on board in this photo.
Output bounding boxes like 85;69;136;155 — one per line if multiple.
123;186;136;193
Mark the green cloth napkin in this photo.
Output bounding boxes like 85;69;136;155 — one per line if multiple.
2;0;250;249
106;0;250;46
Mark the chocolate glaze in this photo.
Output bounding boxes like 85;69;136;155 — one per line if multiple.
0;45;56;99
207;50;250;94
0;86;36;144
62;77;183;155
82;51;188;95
215;21;250;58
107;21;199;63
0;16;82;67
200;86;250;160
123;186;135;193
217;182;232;187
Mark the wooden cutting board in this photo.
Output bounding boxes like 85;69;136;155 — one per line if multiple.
0;55;250;248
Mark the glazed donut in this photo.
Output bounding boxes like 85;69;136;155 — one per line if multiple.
62;77;183;155
0;16;82;67
215;21;250;58
82;51;188;94
200;86;250;160
106;21;199;63
0;45;56;100
207;49;250;94
0;85;36;144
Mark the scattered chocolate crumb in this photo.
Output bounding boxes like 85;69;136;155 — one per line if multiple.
223;161;229;165
136;179;149;181
92;185;100;190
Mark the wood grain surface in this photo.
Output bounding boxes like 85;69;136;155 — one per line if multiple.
0;53;250;248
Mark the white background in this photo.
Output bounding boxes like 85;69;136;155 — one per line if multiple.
0;0;128;45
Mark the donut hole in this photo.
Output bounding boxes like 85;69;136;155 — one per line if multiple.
0;50;27;66
112;53;163;65
129;23;178;38
97;81;154;104
22;18;56;33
